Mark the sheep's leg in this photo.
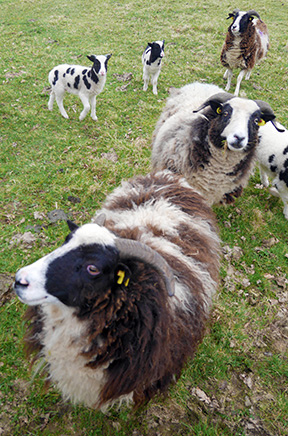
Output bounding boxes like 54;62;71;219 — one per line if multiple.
78;94;90;121
271;181;288;219
55;91;69;119
143;68;149;92
48;91;55;111
151;71;160;95
234;69;246;96
245;69;252;80
224;68;233;91
90;95;98;121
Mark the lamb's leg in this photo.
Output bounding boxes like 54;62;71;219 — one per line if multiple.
90;95;98;121
224;68;233;91
259;165;270;187
234;69;246;96
55;91;69;119
143;67;149;92
151;71;160;95
79;94;90;121
48;91;55;111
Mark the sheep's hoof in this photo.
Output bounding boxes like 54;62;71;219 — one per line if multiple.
91;115;98;121
62;114;69;119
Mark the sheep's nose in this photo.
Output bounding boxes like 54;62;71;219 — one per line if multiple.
232;134;245;148
14;273;29;290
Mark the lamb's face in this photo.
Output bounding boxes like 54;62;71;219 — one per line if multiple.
14;224;119;307
208;98;263;152
88;54;112;77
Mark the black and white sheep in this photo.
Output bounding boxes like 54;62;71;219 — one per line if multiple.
257;122;288;219
142;40;165;95
151;82;277;205
48;54;112;121
220;9;269;96
14;170;220;410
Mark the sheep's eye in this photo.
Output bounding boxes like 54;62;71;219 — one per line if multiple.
87;265;100;276
223;111;229;117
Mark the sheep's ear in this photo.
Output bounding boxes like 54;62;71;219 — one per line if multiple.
106;54;112;61
67;220;79;232
254;100;276;123
87;55;95;63
115;263;131;287
148;42;152;47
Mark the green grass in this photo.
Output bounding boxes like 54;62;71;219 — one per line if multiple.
1;0;288;434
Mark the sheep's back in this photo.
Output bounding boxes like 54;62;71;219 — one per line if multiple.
94;170;220;314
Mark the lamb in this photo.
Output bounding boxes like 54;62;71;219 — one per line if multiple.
142;40;165;95
220;9;269;96
257;121;288;219
151;82;277;206
14;170;220;410
48;54;112;121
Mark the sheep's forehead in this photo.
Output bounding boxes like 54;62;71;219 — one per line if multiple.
228;98;259;114
71;224;116;248
94;55;108;63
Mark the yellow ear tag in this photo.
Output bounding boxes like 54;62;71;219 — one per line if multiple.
216;107;222;115
117;270;129;286
258;119;266;126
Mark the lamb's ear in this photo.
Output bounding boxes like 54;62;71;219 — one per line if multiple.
148;42;152;47
106;54;112;61
87;55;96;63
67;220;79;232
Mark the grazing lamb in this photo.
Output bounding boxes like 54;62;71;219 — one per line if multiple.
257;121;288;219
220;9;269;96
14;170;220;410
48;54;112;121
151;82;277;205
142;40;165;95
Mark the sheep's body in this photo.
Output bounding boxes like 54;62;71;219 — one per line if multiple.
151;82;276;205
142;40;165;95
15;170;220;409
220;9;269;95
257;122;288;219
48;54;111;121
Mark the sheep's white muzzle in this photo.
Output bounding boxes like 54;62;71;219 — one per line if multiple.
14;267;58;306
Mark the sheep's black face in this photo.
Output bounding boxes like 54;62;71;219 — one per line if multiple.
14;223;121;307
45;244;119;307
230;12;254;35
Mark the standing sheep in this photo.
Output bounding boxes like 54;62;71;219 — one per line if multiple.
48;54;112;121
151;82;277;205
257;121;288;219
142;40;165;95
220;9;269;96
14;170;220;410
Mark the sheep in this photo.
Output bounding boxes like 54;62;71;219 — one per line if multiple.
142;40;165;95
220;9;269;96
257;121;288;219
14;170;220;410
48;54;112;121
151;82;277;206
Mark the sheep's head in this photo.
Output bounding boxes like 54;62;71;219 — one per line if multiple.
194;93;276;152
14;220;175;309
227;9;261;35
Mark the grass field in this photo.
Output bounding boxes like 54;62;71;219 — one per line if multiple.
1;0;288;435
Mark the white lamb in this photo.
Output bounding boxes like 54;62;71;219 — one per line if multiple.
142;40;165;95
48;54;112;121
257;122;288;219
